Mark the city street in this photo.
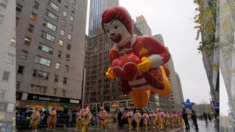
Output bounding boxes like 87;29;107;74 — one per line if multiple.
19;120;218;132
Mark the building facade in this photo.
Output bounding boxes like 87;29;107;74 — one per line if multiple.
88;0;119;37
152;34;184;111
136;15;152;36
0;0;16;121
15;0;87;112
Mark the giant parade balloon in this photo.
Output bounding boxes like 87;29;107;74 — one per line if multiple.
182;99;195;110
101;6;172;108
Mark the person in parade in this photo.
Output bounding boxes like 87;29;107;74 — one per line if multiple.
169;112;173;128
155;110;160;128
99;107;107;132
170;111;175;128
97;113;100;126
76;108;82;129
149;110;156;129
106;112;110;126
81;104;91;132
109;111;114;125
143;111;149;130
127;109;133;129
191;110;199;130
182;108;190;130
188;113;191;122
47;106;57;131
174;111;179;127
134;110;141;131
178;110;183;127
164;111;170;128
158;109;166;130
31;107;40;132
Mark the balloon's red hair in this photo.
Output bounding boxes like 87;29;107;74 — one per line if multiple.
101;6;133;35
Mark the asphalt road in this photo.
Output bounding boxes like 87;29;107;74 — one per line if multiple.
17;120;218;132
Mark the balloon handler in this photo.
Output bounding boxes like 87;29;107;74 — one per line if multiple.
102;6;172;109
76;108;82;129
127;109;133;129
134;110;142;131
81;104;91;132
100;107;107;132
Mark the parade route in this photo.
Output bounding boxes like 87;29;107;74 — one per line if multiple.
18;120;218;132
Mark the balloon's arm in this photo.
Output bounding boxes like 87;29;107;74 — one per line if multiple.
144;37;171;68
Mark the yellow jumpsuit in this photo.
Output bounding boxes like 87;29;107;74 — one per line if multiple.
81;108;91;132
76;111;82;128
32;111;39;131
47;110;57;129
134;113;141;130
100;111;107;131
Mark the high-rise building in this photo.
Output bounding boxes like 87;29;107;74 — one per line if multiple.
84;23;160;112
136;15;152;36
88;0;119;37
198;0;219;106
15;0;87;112
0;0;16;121
152;34;184;111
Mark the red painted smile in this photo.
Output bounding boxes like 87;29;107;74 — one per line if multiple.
110;34;122;43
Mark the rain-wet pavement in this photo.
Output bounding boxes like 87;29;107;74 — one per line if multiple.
18;120;218;132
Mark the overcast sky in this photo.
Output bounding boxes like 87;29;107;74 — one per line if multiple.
85;0;228;114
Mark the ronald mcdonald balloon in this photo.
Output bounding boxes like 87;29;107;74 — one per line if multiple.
102;6;172;108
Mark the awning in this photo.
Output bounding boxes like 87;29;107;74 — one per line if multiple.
119;107;125;111
110;108;117;112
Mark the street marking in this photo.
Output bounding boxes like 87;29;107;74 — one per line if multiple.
169;127;183;132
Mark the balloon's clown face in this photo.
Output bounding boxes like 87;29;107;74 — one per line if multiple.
103;19;131;46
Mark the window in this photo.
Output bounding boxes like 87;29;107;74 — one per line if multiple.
60;30;65;36
63;11;67;16
72;0;76;5
65;2;68;8
47;0;60;11
38;43;53;54
17;66;24;74
15;17;19;25
62;20;66;26
0;14;3;23
2;71;10;81
33;69;49;79
27;24;34;32
56;63;60;69
57;51;62;58
64;66;69;72
11;38;16;46
16;4;23;12
67;44;71;50
0;90;6;100
52;88;57;95
33;1;39;9
66;54;70;61
0;0;7;8
112;83;116;87
30;12;37;20
69;25;73;31
21;51;28;59
54;75;58;82
62;90;66;96
57;0;61;3
70;16;74;21
43;20;56;31
71;8;75;13
63;77;67;84
59;40;63;46
35;56;51;66
6;53;14;63
41;31;55;42
24;37;31;45
45;10;58;21
29;85;46;94
68;34;72;40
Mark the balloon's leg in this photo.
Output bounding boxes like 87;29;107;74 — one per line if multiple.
130;89;150;109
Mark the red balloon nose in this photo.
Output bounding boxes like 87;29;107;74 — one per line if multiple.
111;33;116;36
